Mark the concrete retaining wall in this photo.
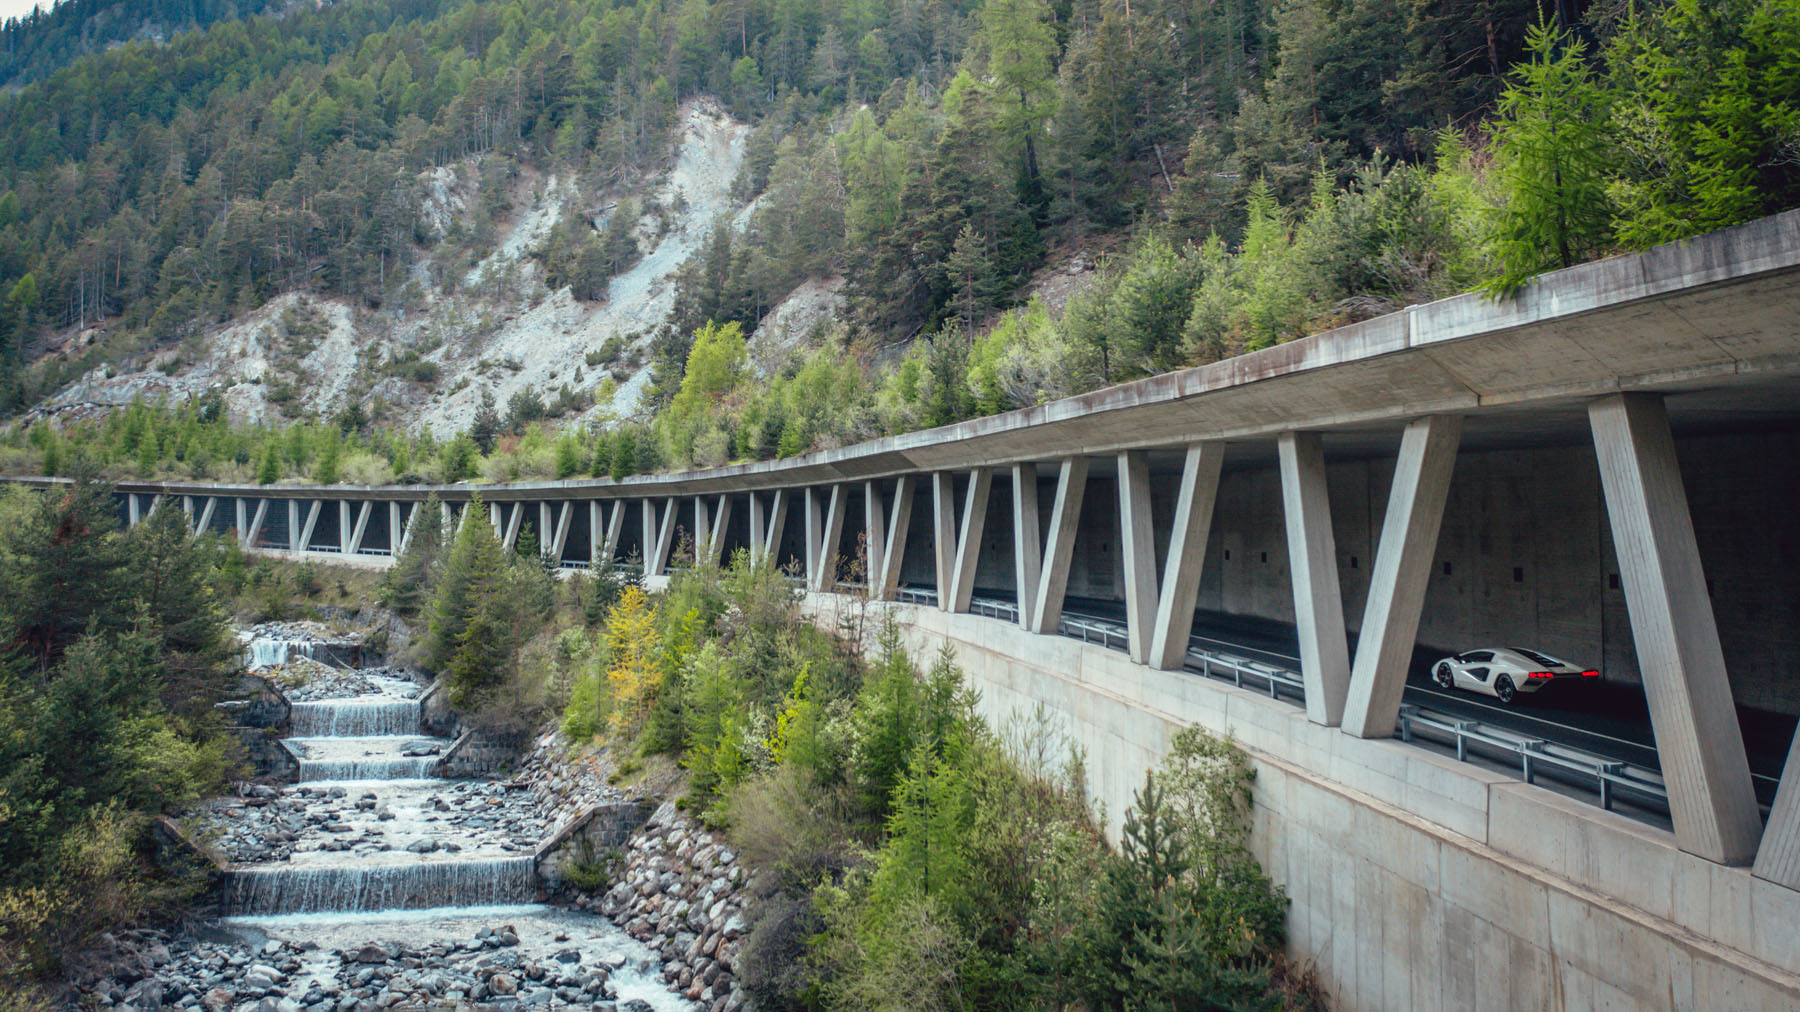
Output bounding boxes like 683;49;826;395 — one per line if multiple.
810;596;1800;1011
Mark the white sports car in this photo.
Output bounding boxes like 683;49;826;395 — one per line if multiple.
1430;647;1598;703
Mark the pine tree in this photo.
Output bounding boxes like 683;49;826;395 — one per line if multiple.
1482;19;1613;296
382;493;445;617
426;497;503;671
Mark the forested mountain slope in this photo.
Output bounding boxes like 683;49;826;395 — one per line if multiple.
0;0;293;87
0;0;1795;484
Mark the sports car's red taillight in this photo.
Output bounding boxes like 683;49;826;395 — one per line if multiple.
1528;672;1552;680
1581;670;1599;677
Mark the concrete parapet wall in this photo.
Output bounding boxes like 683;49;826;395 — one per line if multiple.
534;801;655;892
437;729;517;778
809;596;1800;1010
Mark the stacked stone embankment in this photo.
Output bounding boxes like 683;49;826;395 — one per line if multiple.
595;802;752;1012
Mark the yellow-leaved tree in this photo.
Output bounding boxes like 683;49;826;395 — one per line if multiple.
604;586;663;733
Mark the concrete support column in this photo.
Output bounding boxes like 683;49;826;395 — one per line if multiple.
1150;443;1225;670
1012;464;1041;628
804;488;824;584
490;500;504;541
764;490;790;569
649;498;677;576
236;499;249;542
1590;392;1761;864
127;493;142;527
502;502;524;552
878;475;915;601
695;496;711;565
809;485;846;593
749;494;767;563
540;503;554;557
1030;457;1090;635
246;500;268;549
551;502;573;561
1117;451;1158;664
348;501;373;555
711;495;732;564
603;501;625;566
183;495;196;525
1756;733;1800;889
1279;431;1353;727
950;469;994;613
288;500;301;551
641;501;656;570
1342;415;1463;738
299;501;322;553
389;502;403;553
931;473;957;610
864;481;885;589
339;501;352;552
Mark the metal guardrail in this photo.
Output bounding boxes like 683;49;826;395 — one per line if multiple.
1395;704;1669;813
899;592;1677;821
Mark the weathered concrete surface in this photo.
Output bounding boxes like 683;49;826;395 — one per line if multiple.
809;596;1800;1011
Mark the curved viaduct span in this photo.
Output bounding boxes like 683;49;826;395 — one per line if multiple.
27;211;1800;1008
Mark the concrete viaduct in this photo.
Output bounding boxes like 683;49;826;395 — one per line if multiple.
28;210;1800;1008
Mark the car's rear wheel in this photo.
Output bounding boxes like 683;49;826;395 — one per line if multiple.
1434;662;1454;689
1494;674;1516;703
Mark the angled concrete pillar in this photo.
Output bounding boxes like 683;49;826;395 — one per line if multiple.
932;472;957;610
1279;431;1353;727
1031;457;1090;634
764;489;790;569
878;475;915;601
299;500;322;553
804;488;823;584
649;498;678;576
710;495;732;564
749;493;767;563
1591;392;1761;864
641;500;656;569
551;502;573;561
246;499;268;549
195;496;216;535
950;468;993;613
1756;732;1800;889
603;500;625;566
146;494;164;520
695;496;711;565
864;481;886;589
810;485;847;593
1342;415;1463;738
1150;443;1225;670
1012;464;1041;628
348;501;373;554
502;502;524;551
1117;451;1158;663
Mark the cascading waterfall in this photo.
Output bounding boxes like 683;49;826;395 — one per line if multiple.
290;748;442;782
289;698;421;737
243;636;360;670
222;857;537;915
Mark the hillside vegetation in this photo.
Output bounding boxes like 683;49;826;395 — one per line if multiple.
0;0;1797;481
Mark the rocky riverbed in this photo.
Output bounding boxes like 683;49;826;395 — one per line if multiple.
77;625;759;1012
